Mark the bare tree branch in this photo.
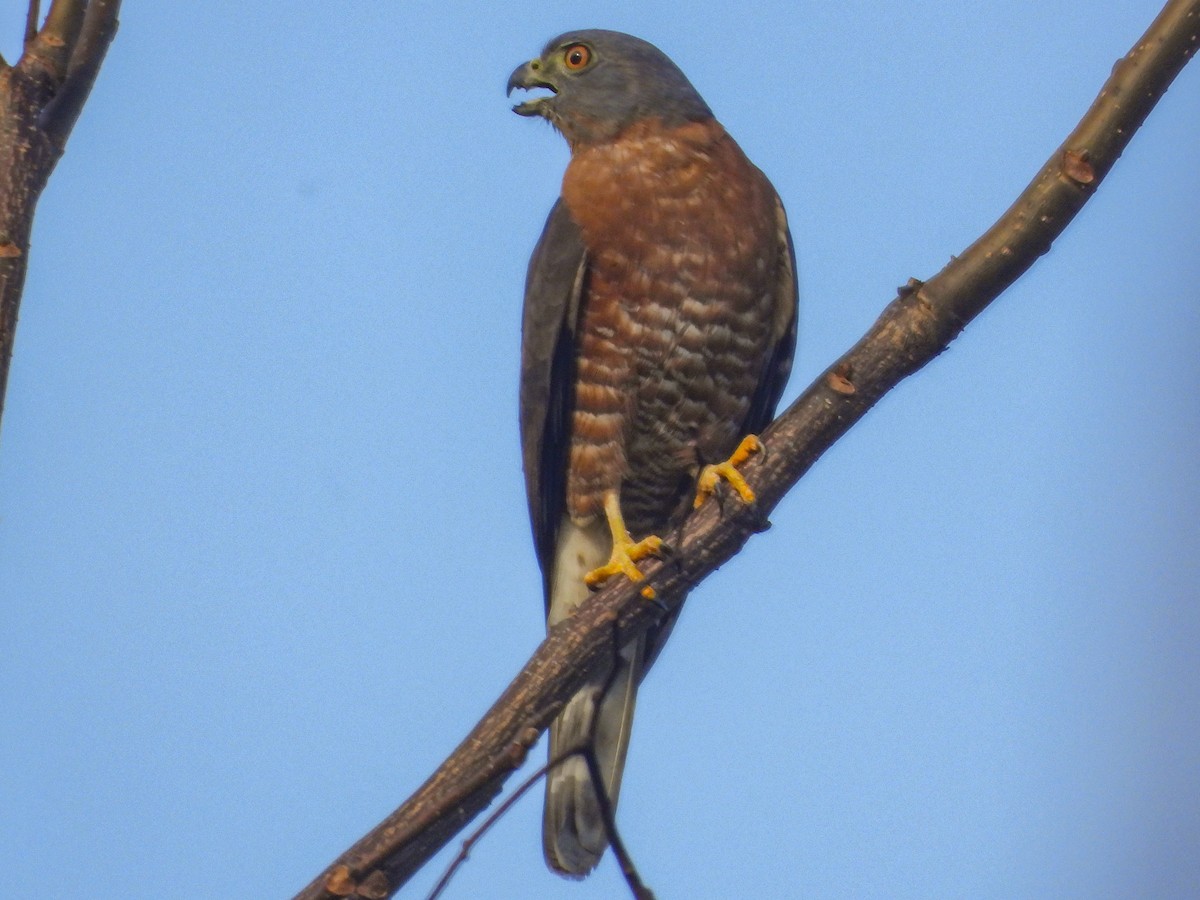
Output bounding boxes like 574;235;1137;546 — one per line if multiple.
0;0;121;436
21;0;86;87
42;0;120;146
293;2;1199;897
24;1;41;49
581;745;654;900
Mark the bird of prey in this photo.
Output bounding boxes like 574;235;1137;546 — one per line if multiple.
508;29;798;877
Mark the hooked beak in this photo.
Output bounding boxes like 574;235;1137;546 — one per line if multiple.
506;60;556;117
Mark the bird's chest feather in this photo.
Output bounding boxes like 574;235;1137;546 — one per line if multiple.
559;118;779;525
562;118;777;379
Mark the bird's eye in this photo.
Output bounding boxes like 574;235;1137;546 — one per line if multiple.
563;44;591;70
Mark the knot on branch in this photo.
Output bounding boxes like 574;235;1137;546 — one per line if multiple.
1062;148;1097;185
324;865;389;900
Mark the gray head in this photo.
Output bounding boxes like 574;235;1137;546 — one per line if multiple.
506;30;713;146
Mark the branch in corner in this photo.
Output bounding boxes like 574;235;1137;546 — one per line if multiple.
0;0;123;433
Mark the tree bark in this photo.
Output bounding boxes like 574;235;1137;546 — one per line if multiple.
0;0;120;436
294;2;1199;897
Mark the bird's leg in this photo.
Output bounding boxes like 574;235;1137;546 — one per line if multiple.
694;434;763;508
584;491;663;600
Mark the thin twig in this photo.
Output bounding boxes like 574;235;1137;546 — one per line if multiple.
578;619;654;899
24;0;40;46
581;745;654;900
427;620;652;899
23;0;85;80
425;757;557;900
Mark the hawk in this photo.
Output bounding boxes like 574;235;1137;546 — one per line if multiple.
508;29;798;877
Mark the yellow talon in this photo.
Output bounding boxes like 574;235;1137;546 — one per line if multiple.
694;434;764;508
584;491;663;598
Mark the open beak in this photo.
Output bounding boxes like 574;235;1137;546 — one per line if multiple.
506;60;556;117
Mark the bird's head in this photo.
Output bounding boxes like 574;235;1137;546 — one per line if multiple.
506;30;712;146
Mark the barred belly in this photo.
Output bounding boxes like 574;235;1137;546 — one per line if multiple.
561;116;780;538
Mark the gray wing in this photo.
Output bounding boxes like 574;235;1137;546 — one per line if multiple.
519;199;588;609
740;195;799;436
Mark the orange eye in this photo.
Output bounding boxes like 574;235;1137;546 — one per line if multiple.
563;44;591;70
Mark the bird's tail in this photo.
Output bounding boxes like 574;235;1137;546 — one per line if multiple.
543;636;643;877
542;518;644;877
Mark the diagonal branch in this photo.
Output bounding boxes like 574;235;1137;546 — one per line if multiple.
292;1;1199;898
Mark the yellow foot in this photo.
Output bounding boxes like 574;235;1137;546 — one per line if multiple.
584;491;663;599
584;534;663;598
694;434;764;508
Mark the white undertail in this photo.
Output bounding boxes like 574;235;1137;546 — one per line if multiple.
543;517;645;877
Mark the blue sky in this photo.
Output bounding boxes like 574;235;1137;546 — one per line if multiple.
1;2;1197;898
